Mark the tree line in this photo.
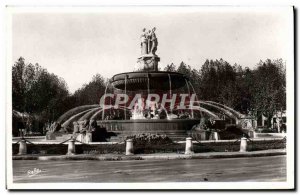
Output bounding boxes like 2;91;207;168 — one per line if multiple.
12;57;107;127
12;56;286;130
165;59;286;122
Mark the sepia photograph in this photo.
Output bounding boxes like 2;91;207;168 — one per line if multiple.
5;6;294;190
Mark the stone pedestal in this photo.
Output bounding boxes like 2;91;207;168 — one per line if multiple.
213;132;220;140
18;140;27;155
209;132;220;141
45;132;56;140
125;139;134;155
77;133;84;143
253;131;257;138
252;120;257;129
85;132;92;143
185;137;194;154
247;130;255;138
137;54;160;71
67;140;76;155
240;137;247;152
198;131;207;140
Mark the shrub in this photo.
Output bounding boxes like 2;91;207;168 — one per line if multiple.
12;138;286;155
125;133;173;146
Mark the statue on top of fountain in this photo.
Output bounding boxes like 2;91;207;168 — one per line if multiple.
141;27;158;55
137;27;160;72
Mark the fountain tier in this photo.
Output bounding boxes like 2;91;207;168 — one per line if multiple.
111;71;188;91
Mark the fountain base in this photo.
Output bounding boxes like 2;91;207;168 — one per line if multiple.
97;119;200;141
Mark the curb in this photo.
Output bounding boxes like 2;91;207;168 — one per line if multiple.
13;149;286;161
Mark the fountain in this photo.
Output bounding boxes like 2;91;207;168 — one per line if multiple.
95;27;201;141
47;27;255;142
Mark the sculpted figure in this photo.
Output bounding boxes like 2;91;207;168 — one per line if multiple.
150;27;158;55
89;119;97;132
73;121;79;134
140;27;158;55
80;119;89;133
140;28;148;55
147;30;152;54
49;122;61;132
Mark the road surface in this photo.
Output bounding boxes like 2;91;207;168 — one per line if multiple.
13;155;286;183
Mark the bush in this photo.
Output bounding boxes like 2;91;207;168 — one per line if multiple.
125;133;173;146
12;138;286;155
256;127;277;133
12;143;125;155
124;134;175;154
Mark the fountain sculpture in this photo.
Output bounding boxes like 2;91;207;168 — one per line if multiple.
47;28;255;142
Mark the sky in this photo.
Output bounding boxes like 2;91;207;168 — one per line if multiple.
11;7;292;93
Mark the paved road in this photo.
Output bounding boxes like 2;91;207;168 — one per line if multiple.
13;155;286;183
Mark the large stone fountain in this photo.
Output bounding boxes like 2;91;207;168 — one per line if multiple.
97;27;200;141
47;27;255;143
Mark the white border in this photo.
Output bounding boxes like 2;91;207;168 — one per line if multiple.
5;6;295;190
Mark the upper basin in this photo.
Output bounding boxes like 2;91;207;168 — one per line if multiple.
110;71;188;91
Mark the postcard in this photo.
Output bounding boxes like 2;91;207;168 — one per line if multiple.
6;6;295;190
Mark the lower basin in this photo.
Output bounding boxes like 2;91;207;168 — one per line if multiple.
96;119;200;141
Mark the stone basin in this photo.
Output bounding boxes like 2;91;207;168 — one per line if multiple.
97;118;200;141
110;71;188;91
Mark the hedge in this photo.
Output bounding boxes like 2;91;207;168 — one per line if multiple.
12;138;286;155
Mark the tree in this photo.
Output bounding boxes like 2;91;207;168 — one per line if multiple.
177;61;201;96
164;63;176;72
12;57;70;128
234;66;254;114
198;59;238;108
12;57;36;112
30;70;70;121
177;62;191;76
72;74;107;106
250;59;286;126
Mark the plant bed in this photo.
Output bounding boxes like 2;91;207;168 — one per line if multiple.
193;138;286;153
12;138;286;155
12;143;125;155
247;139;286;151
